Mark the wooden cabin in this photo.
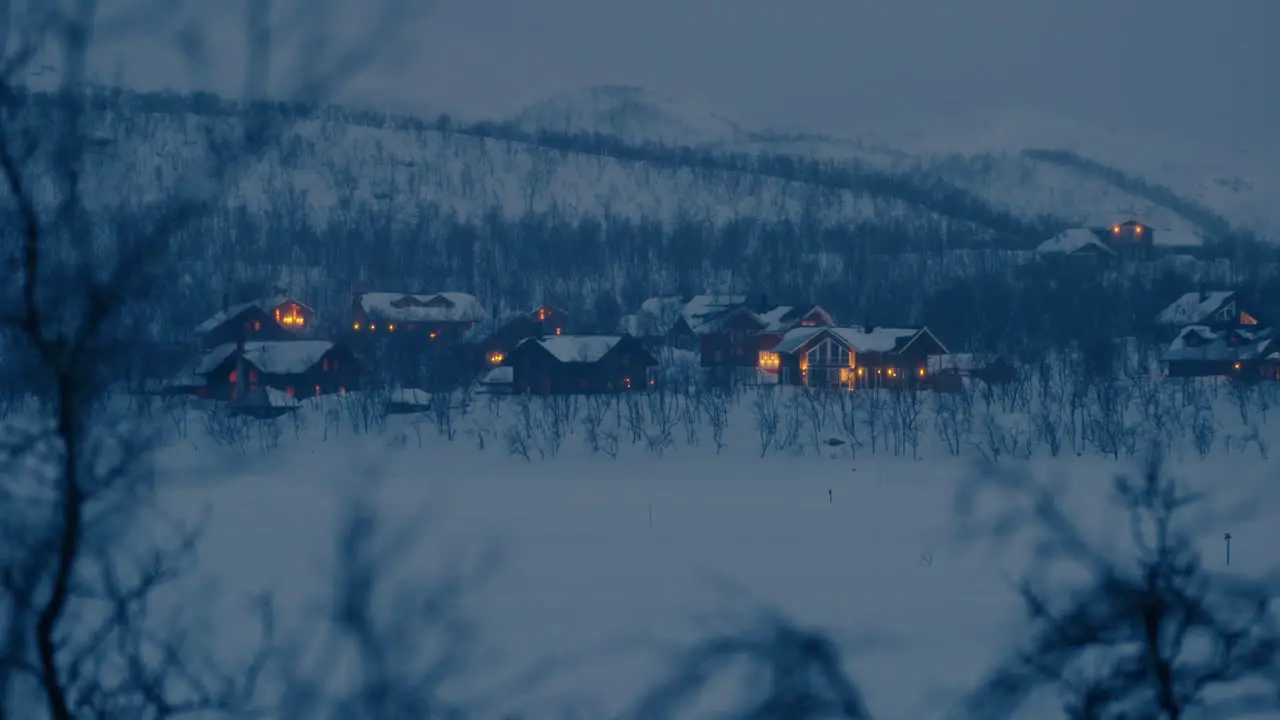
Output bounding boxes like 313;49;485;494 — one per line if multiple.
763;326;948;390
192;340;362;401
1155;290;1262;335
194;295;315;351
1161;326;1280;379
460;306;574;375
531;305;571;336
349;291;486;342
502;334;657;394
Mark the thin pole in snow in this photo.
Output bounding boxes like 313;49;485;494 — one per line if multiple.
828;488;832;504
1224;532;1232;565
648;503;652;529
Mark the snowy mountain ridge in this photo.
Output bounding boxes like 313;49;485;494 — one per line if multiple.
507;85;1278;242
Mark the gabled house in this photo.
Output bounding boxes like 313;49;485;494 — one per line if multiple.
1161;325;1280;379
460;311;543;373
194;295;315;351
1035;228;1118;267
1036;219;1206;265
530;305;571;336
762;325;948;389
498;334;658;394
666;295;749;353
617;296;686;345
460;305;575;374
755;304;834;350
1155;290;1261;332
349;291;486;341
192;340;361;401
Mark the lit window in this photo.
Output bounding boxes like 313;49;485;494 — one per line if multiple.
314;385;321;396
429;331;438;339
254;321;261;331
1233;362;1242;370
888;368;897;377
538;308;547;321
229;370;238;383
488;351;505;366
1113;225;1120;233
285;386;295;396
1135;226;1142;234
353;322;361;330
1242;312;1259;325
388;323;396;331
555;328;562;335
918;367;926;377
758;351;780;371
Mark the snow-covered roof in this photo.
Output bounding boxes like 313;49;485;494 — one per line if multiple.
481;366;513;384
771;326;827;354
1162;325;1278;362
1086;217;1206;248
521;335;622;363
389;388;432;407
1155;291;1236;326
196;341;336;375
619;296;688;336
461;311;528;344
355;292;486;324
194;296;311;334
1036;228;1115;256
680;294;748;334
828;326;926;353
772;326;936;355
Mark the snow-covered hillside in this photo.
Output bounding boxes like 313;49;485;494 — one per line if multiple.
508;86;1280;241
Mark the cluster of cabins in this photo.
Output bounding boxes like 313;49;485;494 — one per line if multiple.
162;269;1280;417
166;290;1020;414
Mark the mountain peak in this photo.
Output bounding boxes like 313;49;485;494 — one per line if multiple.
508;84;748;146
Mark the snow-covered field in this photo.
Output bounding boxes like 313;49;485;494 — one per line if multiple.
142;383;1280;718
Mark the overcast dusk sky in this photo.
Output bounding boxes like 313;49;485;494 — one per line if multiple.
65;0;1280;156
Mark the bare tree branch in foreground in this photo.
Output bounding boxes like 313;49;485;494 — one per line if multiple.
274;489;497;720
628;609;874;720
0;1;427;717
955;448;1280;719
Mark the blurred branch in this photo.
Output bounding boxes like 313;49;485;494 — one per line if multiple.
629;609;873;720
956;448;1280;719
0;0;428;717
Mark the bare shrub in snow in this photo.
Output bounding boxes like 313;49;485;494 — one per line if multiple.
752;389;780;458
701;386;731;454
888;385;925;458
645;390;679;456
956;449;1280;719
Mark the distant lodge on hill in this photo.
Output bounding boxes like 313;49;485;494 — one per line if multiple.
1035;218;1207;265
